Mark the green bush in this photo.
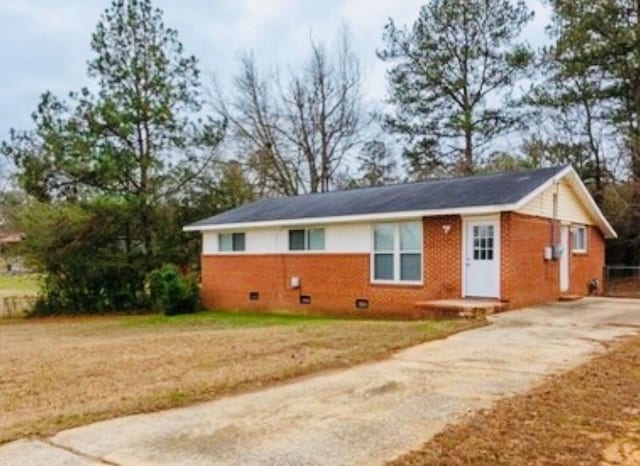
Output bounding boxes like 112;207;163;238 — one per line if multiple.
147;264;200;316
20;202;151;316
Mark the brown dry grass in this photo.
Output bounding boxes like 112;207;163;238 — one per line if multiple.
389;335;640;466
0;312;480;445
606;277;640;298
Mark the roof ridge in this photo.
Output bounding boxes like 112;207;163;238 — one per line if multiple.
257;165;568;201
186;165;569;229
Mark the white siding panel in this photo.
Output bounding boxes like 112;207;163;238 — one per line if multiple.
325;223;371;253
202;223;373;254
202;232;218;254
246;228;289;253
518;179;594;224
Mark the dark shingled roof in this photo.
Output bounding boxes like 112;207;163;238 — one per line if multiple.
188;165;567;228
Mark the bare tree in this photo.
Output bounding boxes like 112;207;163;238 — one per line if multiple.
216;28;365;195
525;60;621;204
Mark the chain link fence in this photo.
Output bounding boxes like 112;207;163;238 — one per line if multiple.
604;266;640;298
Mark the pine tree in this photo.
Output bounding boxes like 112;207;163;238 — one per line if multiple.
379;0;533;177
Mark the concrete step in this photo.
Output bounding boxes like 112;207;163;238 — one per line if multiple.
559;295;583;302
415;299;508;319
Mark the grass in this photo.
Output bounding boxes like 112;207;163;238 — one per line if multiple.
121;309;338;328
0;273;40;297
0;310;483;445
389;334;640;466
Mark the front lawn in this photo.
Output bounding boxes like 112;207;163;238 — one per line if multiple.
0;311;481;444
389;334;640;466
0;273;40;297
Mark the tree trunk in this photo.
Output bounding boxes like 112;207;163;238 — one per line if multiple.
463;127;474;176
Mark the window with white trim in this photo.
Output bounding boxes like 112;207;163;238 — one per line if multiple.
373;221;422;283
219;232;245;251
572;225;587;253
289;228;325;251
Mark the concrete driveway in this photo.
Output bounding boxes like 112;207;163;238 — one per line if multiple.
3;298;640;466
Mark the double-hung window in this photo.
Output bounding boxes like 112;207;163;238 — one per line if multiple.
219;232;245;252
572;224;587;253
289;228;325;251
373;221;422;283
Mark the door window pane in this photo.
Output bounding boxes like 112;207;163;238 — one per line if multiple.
374;224;394;251
400;253;421;281
307;228;325;250
289;229;305;250
472;223;495;261
374;254;394;280
400;222;421;250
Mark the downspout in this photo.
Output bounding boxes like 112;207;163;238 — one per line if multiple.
551;179;560;257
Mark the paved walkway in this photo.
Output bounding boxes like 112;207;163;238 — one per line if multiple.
3;298;640;466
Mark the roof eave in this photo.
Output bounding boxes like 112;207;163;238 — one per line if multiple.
182;203;512;232
565;167;618;239
183;165;618;239
511;165;617;239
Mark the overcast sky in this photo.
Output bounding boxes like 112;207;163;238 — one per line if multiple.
0;0;552;143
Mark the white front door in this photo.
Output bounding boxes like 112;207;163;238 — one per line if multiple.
464;219;500;298
560;225;570;292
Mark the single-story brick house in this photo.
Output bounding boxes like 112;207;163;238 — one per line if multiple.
185;165;616;317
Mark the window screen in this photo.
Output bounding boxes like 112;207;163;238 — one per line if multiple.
307;228;325;250
289;229;306;250
219;233;245;251
572;225;587;252
373;222;422;282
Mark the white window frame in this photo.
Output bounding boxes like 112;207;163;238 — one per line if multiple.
218;232;246;252
371;221;423;285
572;224;587;254
288;227;326;251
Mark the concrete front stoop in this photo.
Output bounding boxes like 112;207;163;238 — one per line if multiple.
559;295;583;302
415;299;508;319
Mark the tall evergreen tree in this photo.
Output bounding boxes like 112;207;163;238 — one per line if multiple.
1;0;225;312
2;0;224;264
546;1;640;259
379;0;533;177
356;140;398;186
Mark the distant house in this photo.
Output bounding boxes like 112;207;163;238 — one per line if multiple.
185;166;616;317
0;231;25;273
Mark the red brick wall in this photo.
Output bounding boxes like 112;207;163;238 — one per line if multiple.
501;212;605;308
200;213;606;317
200;216;462;318
568;225;605;296
501;212;560;308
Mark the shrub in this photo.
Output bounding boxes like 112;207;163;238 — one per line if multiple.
147;264;199;316
21;202;150;316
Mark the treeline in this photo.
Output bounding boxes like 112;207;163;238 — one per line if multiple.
1;0;639;313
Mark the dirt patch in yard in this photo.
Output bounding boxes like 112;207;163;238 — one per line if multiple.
606;277;640;299
0;312;481;445
389;334;640;466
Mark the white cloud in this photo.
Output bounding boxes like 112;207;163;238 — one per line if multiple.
0;0;552;139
